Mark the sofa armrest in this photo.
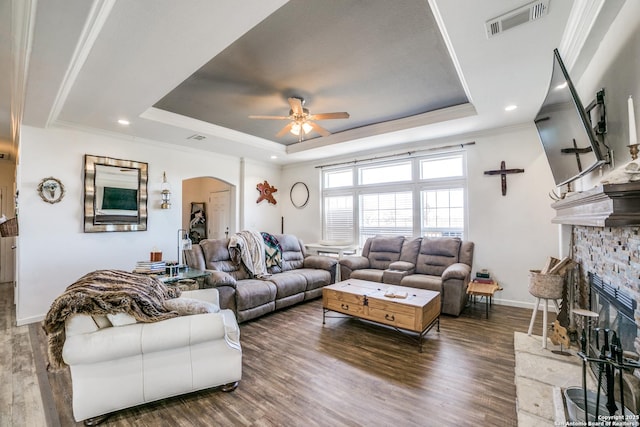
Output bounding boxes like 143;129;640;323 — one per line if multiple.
338;255;370;280
204;270;237;289
339;256;370;270
388;261;415;272
303;255;338;271
442;263;471;281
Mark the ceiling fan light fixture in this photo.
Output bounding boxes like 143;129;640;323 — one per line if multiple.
290;123;302;135
302;122;313;134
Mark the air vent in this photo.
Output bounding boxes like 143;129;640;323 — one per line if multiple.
485;0;550;38
187;134;207;141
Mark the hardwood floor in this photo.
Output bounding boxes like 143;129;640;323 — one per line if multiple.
0;282;47;427
5;281;544;426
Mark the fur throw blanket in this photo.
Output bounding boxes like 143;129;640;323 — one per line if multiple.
43;269;181;370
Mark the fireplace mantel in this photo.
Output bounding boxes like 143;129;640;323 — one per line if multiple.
551;181;640;226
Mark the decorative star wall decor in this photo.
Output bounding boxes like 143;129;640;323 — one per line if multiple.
256;180;278;205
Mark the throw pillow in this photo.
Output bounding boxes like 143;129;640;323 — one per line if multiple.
106;312;138;326
163;297;220;316
92;315;113;329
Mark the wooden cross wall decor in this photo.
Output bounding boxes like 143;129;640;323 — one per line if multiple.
483;161;525;196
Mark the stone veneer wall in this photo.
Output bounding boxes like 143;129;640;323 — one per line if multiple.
572;225;640;354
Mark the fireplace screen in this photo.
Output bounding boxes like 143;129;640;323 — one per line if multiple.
589;273;637;356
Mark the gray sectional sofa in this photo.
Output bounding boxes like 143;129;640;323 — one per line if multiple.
185;234;337;323
339;236;474;316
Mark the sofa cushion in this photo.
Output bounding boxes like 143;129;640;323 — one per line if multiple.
66;314;100;336
267;272;307;299
270;234;305;272
163;297;220;315
400;274;443;292
415;237;461;276
234;279;277;311
367;236;404;270
107;312;138;327
200;239;251;280
92;315;112;329
294;268;332;291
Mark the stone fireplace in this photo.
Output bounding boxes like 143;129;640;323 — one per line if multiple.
571;225;640;355
552;182;640;356
551;183;640;415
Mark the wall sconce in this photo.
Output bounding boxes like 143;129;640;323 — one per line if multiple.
161;171;171;209
628;96;638;160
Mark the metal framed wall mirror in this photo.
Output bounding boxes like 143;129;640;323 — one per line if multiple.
84;154;148;232
37;177;65;204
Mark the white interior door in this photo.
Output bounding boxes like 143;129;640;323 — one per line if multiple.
0;186;16;283
208;190;231;239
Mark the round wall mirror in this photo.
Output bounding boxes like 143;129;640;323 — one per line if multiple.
37;177;65;204
290;182;309;208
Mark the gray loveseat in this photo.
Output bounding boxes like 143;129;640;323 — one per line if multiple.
339;236;474;316
185;233;337;323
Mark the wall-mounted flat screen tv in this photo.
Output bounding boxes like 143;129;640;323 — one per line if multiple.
534;49;606;187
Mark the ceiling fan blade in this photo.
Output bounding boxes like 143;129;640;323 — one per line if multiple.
308;112;350;120
307;121;331;137
276;122;294;138
249;115;291;120
288;97;304;115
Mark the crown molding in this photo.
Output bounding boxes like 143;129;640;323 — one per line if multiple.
46;0;116;127
10;0;37;145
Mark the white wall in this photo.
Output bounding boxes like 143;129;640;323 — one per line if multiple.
281;124;560;308
467;125;559;307
15;125;279;325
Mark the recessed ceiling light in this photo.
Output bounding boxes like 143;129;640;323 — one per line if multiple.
270;155;278;160
117;119;130;125
505;105;518;112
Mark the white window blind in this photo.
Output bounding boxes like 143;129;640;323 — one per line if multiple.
323;195;353;241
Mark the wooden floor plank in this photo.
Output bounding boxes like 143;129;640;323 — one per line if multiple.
25;296;541;426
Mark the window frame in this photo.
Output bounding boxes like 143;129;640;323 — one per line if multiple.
321;151;468;245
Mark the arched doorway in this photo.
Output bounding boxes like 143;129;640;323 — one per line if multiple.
182;177;236;241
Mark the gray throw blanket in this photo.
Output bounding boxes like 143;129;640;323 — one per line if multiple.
43;269;181;370
228;230;269;278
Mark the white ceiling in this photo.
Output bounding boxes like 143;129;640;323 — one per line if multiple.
0;0;612;165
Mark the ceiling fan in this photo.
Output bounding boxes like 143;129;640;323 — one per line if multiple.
249;97;349;142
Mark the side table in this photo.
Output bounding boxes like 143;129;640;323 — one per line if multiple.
159;269;211;289
467;280;502;318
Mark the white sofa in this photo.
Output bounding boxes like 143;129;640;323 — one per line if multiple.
62;288;242;423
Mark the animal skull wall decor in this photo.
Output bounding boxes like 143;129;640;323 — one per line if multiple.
256;180;277;205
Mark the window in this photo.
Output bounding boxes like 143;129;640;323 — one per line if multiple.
421;188;464;238
324;169;353;188
322;152;467;245
360;191;413;243
359;161;411;185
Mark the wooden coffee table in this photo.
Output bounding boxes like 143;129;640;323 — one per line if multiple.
322;279;441;352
